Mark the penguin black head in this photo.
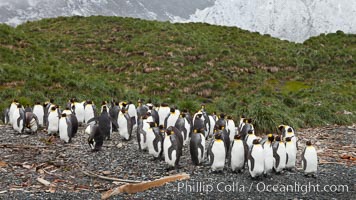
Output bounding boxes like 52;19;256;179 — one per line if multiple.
278;125;285;131
161;103;168;107
13;99;18;103
166;127;174;136
219;113;225;119
247;118;252;123
70;98;76;103
148;122;156;128
17;104;22;108
285;137;292;142
267;134;274;142
182;109;188;113
87;100;92;104
115;102;119;106
197;113;202;118
248;130;253;134
102;106;108;112
49;99;54;103
234;134;242;140
252;139;260;145
159;125;165;133
241;114;246;118
128;101;132;104
148;105;153;110
170;107;175;113
213;111;217;115
181;113;186;118
61;113;67;118
55;105;60;109
275;135;281;142
306;141;312;146
51;106;56;111
227;115;233;120
214;133;222;140
120;108;126;113
35;102;41;105
122;102;127;108
287;127;293;133
101;101;107;106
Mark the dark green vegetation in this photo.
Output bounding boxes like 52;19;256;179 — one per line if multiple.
0;16;355;132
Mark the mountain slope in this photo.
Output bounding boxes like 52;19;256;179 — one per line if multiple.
0;16;355;131
185;0;356;42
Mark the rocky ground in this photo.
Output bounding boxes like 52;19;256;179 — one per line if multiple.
0;124;355;199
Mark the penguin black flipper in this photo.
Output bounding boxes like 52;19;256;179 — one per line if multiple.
273;142;280;168
286;152;289;165
66;117;73;140
153;134;160;153
228;141;234;165
125;113;133;138
109;117;119;129
208;141;215;165
248;145;255;171
301;146;307;171
70;115;78;136
168;145;174;161
86;117;98;124
190;138;199;165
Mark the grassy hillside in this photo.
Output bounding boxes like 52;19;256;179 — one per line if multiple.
0;16;355;132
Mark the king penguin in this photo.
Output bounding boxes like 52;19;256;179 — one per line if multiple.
208;113;216;138
175;112;191;145
47;106;59;135
163;126;183;169
279;125;298;150
87;124;103;151
59;113;73;143
263;134;274;176
208;132;226;172
273;135;286;173
72;99;85;125
127;101;138;129
137;115;149;151
245;129;257;150
8;99;18;125
302;141;318;177
190;129;205;165
229;134;248;173
12;104;25;134
33;102;44;127
117;108;133;140
87;106;118;140
147;122;164;160
248;139;264;178
24;111;39;134
239;118;254;141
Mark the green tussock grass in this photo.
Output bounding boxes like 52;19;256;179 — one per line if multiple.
0;16;355;132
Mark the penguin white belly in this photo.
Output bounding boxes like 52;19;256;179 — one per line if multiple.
183;119;191;144
211;141;226;171
84;105;95;125
33;105;44;126
118;115;129;140
85;124;92;135
47;112;59;134
286;144;297;169
75;103;85;123
146;129;157;156
303;147;318;173
158;107;170;126
249;145;264;178
164;137;176;166
140;121;150;150
263;144;274;174
275;144;286;172
9;104;17;125
227;120;236;142
231;140;245;171
166;115;178;128
208;116;215;137
12;111;22;133
59;118;70;143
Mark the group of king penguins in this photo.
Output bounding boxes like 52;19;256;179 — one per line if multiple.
2;99;318;178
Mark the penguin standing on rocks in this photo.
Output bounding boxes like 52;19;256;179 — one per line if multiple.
84;100;96;125
147;103;159;125
208;132;226;172
190;129;205;165
193;112;205;135
12;104;25;133
273;135;286;173
302;141;318;177
137;115;149;151
263;134;274;176
158;103;170;126
87;124;102;151
279;125;298;149
147;122;164;159
117;108;133;140
47;106;59;135
285;137;297;170
164;107;180;129
136;99;148;122
175;112;191;145
24;111;39;133
229;134;248;172
63;108;78;137
8;99;18;125
59;113;73;143
33;102;44;127
43;99;54;127
127;101;138;129
109;101;120;132
163;126;183;169
87;106;118;140
248;139;264;178
218;126;230;157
